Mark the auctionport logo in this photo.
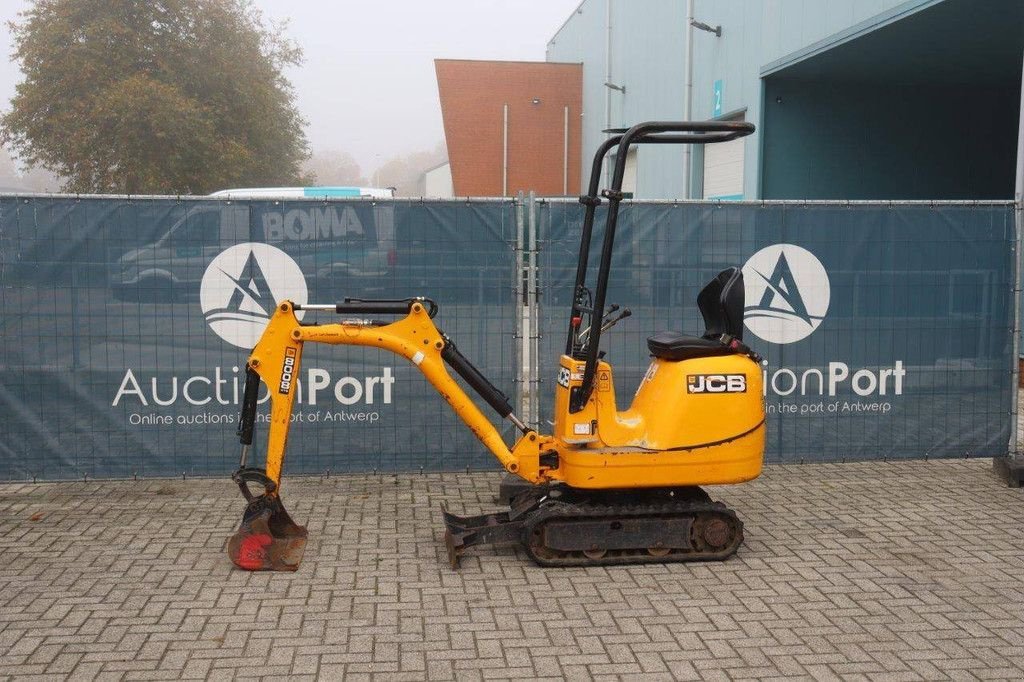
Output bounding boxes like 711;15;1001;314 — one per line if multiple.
742;244;830;345
200;243;308;348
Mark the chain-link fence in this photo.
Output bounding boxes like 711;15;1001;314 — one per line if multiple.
0;195;1016;480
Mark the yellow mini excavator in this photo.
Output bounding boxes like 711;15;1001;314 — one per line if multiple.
226;121;765;571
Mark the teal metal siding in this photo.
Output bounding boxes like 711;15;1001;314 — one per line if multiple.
690;0;922;198
547;0;928;199
548;0;690;199
547;0;609;196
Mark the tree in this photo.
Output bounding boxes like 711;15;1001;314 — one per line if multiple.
2;0;309;194
303;149;367;187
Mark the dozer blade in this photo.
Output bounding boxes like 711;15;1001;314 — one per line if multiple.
441;504;524;569
227;494;307;571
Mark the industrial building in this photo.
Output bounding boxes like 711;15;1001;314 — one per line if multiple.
548;0;1023;200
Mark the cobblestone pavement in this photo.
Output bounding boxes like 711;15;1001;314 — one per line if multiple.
2;459;1024;681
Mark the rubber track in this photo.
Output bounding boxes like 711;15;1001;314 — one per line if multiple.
522;500;743;568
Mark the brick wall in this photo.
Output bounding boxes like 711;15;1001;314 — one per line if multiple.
435;60;583;197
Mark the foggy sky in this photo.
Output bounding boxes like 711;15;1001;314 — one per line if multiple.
0;0;582;176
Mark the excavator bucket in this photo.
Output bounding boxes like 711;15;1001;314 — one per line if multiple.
227;494;307;571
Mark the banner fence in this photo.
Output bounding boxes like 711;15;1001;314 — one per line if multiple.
0;195;1015;480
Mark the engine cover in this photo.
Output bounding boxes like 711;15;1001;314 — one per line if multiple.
631;353;765;451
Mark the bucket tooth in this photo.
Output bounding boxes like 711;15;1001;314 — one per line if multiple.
227;495;307;571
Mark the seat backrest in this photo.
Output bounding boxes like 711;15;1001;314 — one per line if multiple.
697;267;745;340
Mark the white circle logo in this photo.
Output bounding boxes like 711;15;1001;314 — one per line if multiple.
742;244;830;344
200;243;308;348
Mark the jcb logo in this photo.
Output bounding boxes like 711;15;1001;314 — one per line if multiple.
687;374;746;394
279;348;298;394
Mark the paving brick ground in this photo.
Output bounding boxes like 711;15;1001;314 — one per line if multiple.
2;459;1024;680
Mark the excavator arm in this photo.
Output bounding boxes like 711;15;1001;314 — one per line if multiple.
227;298;554;571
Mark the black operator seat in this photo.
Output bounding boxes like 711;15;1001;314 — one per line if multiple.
647;267;746;362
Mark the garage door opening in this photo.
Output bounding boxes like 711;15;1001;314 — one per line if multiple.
761;0;1023;200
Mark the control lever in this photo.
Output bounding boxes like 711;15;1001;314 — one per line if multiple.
600;308;631;333
577;304;621;343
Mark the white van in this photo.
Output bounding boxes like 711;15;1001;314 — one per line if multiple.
111;195;396;302
209;186;395;200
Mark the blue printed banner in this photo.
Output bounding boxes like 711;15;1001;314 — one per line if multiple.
537;201;1015;462
0;197;1016;479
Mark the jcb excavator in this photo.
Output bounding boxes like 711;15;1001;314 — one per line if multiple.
227;121;765;571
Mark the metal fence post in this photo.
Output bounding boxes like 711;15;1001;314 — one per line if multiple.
513;191;541;428
527;191;540;428
994;57;1024;486
1011;190;1023;457
514;192;527;420
501;192;540;499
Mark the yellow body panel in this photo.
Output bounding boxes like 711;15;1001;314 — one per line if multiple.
548;353;765;489
631;355;764;451
554;431;764;488
246;301;765;495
